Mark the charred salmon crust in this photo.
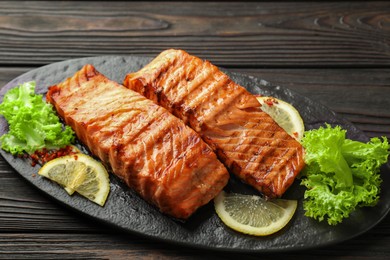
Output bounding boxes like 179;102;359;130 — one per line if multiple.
123;49;305;198
46;64;229;219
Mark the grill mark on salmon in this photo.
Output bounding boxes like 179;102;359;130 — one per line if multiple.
46;64;229;219
124;49;305;198
186;73;230;117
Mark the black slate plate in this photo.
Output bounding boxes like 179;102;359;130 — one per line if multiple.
1;56;389;252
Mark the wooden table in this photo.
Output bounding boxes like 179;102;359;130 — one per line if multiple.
0;1;389;259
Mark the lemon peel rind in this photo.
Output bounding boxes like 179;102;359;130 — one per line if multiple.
73;155;110;207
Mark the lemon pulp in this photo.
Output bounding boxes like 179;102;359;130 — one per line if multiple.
214;191;297;236
256;96;304;141
38;153;110;206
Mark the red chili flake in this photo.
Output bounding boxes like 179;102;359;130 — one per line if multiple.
264;98;275;107
29;145;78;166
293;132;299;138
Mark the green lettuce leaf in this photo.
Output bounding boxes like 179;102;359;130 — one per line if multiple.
0;81;74;155
302;125;353;189
301;124;389;225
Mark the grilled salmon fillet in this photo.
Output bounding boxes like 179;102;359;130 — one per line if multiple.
46;64;229;219
124;49;305;198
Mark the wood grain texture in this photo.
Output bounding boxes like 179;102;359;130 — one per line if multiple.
0;1;389;259
0;1;389;67
0;230;389;260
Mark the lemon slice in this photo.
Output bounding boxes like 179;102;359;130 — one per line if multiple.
214;191;297;236
38;153;110;206
256;96;304;141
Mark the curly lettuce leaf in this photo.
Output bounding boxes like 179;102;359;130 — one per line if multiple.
302;125;353;189
0;81;74;155
301;124;389;225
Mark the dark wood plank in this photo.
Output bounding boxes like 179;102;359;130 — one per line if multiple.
0;1;389;259
0;221;389;259
0;169;101;233
0;1;389;67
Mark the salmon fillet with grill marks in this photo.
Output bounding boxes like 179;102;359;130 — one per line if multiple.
123;49;305;198
46;64;229;219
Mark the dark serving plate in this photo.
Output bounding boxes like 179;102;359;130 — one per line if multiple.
0;56;389;252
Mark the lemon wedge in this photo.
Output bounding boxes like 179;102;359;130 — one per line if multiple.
256;96;304;141
38;153;110;206
214;191;297;236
